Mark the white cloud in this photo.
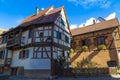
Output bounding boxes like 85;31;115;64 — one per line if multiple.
70;24;78;29
70;12;116;30
79;17;96;27
67;0;113;8
70;17;96;29
105;12;116;20
0;28;7;31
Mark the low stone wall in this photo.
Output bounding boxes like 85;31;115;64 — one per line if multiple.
63;67;117;77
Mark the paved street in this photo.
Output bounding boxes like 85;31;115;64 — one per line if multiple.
8;75;120;80
57;77;120;80
57;75;120;80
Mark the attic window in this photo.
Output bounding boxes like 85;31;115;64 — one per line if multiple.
61;18;65;26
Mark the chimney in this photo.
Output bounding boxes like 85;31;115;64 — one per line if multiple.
36;6;39;15
83;24;85;27
41;8;44;10
93;19;96;24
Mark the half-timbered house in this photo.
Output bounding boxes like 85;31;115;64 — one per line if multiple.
0;29;8;73
71;18;120;68
0;6;71;78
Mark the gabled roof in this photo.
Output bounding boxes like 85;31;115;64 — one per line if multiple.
0;29;7;35
1;6;64;35
71;18;119;36
19;6;63;27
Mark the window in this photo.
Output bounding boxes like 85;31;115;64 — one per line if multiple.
98;37;105;45
82;39;88;46
56;31;61;39
2;36;7;43
21;37;25;44
19;49;29;59
46;36;52;42
0;50;5;59
65;36;69;43
29;30;32;38
0;38;2;44
61;18;65;26
40;32;43;37
107;61;117;67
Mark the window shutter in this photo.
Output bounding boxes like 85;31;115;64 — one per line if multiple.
105;36;109;45
19;51;22;59
2;50;5;59
79;40;82;47
94;37;97;46
88;39;92;46
26;50;29;58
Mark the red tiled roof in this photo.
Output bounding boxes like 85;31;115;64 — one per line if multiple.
71;18;119;36
0;6;64;35
19;6;63;27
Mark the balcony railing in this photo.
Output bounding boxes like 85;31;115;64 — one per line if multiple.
7;36;21;47
0;43;7;48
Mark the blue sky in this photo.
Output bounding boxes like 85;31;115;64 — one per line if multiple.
0;0;120;29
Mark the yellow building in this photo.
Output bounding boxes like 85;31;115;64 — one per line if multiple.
71;18;120;68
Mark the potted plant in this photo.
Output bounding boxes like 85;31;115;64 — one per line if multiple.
70;48;74;54
98;44;106;50
117;66;120;74
82;45;88;52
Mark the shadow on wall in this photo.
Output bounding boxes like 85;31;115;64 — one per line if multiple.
70;51;82;63
76;51;99;68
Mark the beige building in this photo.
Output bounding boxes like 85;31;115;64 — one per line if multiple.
71;18;120;68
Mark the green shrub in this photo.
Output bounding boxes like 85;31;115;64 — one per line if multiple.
82;46;88;51
117;66;120;74
98;44;106;50
70;48;74;54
